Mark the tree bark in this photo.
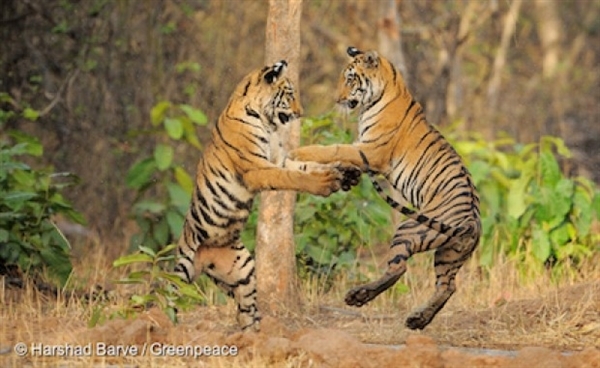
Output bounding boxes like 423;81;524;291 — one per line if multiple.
255;0;303;316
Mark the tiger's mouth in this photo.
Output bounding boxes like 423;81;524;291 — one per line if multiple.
337;98;359;110
278;112;292;124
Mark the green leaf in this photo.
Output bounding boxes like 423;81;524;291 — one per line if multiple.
573;187;593;237
131;294;153;306
138;245;157;257
182;119;203;150
507;173;532;220
166;182;191;207
125;158;157;189
164;118;183;139
157;243;178;257
113;252;154;267
154;144;174;171
152;217;170;246
166;209;184;238
468;160;491;185
180;104;208;126
479;182;501;217
2;191;38;211
165;306;177;323
541;136;571;158
114;278;145;285
479;231;494;267
160;272;188;286
0;229;9;242
133;200;166;214
22;107;40;121
306;244;333;265
549;223;571;247
48;221;72;251
593;191;600;217
539;151;561;188
174;166;194;195
177;283;205;300
532;224;551;262
150;101;171;126
126;270;151;281
535;179;573;227
39;245;72;286
9;131;43;156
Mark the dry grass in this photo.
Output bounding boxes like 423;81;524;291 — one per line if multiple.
1;241;599;367
301;245;600;348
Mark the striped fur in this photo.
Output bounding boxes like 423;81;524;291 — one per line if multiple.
289;47;481;330
173;61;360;331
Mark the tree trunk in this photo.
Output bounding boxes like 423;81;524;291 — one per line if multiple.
377;0;406;227
534;0;564;138
534;0;562;80
255;0;303;316
378;0;407;78
486;0;522;138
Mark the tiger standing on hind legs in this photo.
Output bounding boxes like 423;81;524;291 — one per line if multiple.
172;60;361;332
288;47;481;330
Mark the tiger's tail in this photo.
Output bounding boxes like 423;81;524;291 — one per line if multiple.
358;151;474;239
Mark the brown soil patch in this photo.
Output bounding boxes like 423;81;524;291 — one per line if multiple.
1;281;598;367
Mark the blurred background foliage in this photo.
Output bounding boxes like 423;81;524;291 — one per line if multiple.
1;0;599;282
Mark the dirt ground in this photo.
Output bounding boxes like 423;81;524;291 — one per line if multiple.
1;280;598;367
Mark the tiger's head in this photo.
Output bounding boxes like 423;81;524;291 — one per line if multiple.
234;60;303;129
336;47;392;113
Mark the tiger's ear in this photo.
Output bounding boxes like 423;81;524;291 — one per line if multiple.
364;51;379;68
347;47;363;57
264;60;288;84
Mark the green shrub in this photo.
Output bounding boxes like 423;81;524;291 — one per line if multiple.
89;244;206;327
0;130;85;286
450;132;599;270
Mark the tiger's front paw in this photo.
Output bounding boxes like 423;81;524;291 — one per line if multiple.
334;163;362;191
310;168;343;197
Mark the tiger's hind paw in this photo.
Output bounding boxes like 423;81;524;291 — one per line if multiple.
345;285;378;307
405;309;431;330
335;163;362;191
240;316;262;332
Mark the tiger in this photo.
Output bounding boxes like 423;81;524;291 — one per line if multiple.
172;60;361;332
288;47;481;330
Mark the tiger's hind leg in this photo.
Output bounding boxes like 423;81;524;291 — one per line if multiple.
405;237;477;330
345;219;465;329
345;219;423;307
199;244;261;331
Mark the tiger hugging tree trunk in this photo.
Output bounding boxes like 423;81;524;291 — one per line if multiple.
289;47;482;330
172;60;361;331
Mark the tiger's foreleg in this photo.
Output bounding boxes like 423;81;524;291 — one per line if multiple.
283;159;362;191
288;144;378;171
243;166;344;197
